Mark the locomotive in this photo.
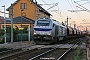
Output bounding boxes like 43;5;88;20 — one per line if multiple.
33;16;84;44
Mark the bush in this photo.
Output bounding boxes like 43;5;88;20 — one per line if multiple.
15;33;28;42
0;33;11;43
0;26;29;43
0;29;4;36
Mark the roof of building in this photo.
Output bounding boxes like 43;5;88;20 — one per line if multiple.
31;2;51;15
1;16;34;24
6;0;51;15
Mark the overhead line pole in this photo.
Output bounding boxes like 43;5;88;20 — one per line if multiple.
67;16;71;26
2;5;6;43
11;3;13;43
34;0;37;20
0;5;14;43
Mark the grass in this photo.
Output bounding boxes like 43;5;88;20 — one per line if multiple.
73;47;86;60
73;47;80;60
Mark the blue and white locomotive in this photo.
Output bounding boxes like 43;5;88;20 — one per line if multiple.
33;17;67;44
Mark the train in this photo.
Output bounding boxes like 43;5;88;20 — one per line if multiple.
33;16;85;44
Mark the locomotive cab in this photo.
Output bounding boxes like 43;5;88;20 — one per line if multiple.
33;17;54;44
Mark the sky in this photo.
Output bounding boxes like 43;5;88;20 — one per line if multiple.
0;0;90;30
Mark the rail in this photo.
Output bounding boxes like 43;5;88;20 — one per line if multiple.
29;38;81;60
57;40;80;60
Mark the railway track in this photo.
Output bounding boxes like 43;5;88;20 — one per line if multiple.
0;45;45;60
0;44;36;57
55;38;83;44
0;38;83;60
29;39;80;60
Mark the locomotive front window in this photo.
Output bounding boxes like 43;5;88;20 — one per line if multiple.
37;20;50;26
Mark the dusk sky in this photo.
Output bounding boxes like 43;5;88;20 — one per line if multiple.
0;0;90;29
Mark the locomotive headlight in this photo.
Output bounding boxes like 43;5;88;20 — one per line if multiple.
48;34;50;35
34;30;36;35
34;33;36;35
48;31;51;35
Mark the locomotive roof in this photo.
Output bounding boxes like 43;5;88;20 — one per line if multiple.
52;19;66;27
36;17;66;28
52;20;61;25
37;16;51;20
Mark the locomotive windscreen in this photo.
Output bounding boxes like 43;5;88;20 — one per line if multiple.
37;20;50;26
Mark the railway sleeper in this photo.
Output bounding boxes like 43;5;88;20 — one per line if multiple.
0;48;22;56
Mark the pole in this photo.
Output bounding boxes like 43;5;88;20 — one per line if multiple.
30;23;31;40
4;5;6;43
11;4;13;42
64;21;66;26
2;5;6;43
34;0;36;20
20;16;22;42
67;16;71;26
67;16;68;26
74;24;76;29
20;10;23;42
33;0;37;40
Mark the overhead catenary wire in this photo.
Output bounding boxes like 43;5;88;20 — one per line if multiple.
41;0;65;20
72;0;90;30
74;1;90;13
51;0;60;13
72;0;85;20
51;0;63;15
67;0;89;27
47;2;59;10
75;0;89;2
68;0;84;21
41;0;59;13
81;1;90;5
50;0;68;21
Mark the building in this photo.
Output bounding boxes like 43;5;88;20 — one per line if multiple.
6;0;51;20
1;16;34;28
0;16;34;40
4;0;51;40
